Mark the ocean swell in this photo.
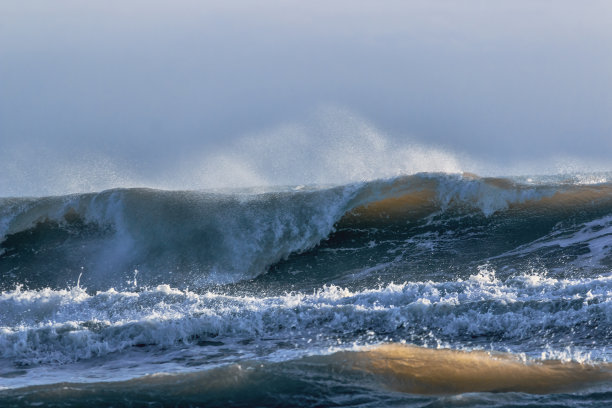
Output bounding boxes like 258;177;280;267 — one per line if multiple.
1;172;612;291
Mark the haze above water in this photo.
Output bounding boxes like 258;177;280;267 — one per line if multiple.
1;0;611;196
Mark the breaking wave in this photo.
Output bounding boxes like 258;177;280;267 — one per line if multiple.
2;172;612;291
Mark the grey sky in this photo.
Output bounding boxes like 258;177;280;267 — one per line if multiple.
1;1;611;195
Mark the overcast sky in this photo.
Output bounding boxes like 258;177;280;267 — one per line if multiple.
1;1;611;195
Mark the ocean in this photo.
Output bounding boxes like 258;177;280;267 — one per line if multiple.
1;171;612;407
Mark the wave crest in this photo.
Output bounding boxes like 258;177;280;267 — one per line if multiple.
1;172;612;289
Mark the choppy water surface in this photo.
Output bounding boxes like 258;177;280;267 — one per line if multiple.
2;172;612;407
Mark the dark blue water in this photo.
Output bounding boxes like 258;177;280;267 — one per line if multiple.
1;173;612;407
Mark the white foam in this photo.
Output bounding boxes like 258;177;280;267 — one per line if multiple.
494;214;612;266
2;270;611;365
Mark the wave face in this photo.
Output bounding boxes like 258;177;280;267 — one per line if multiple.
2;345;612;407
2;172;612;407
